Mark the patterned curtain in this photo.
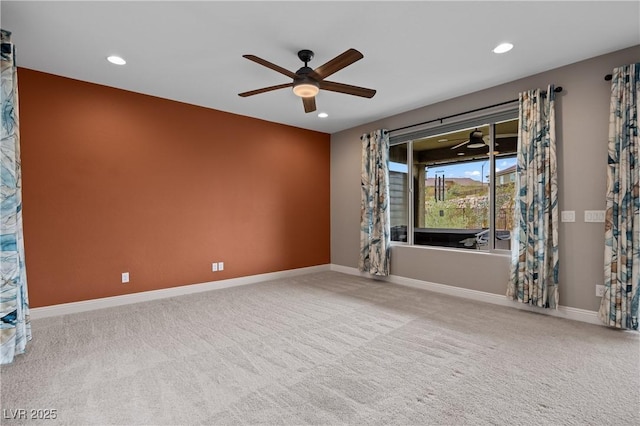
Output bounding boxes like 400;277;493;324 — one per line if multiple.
359;129;390;276
598;63;639;330
507;85;559;308
1;29;31;364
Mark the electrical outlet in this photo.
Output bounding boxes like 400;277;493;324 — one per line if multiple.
596;284;605;297
218;262;224;271
212;262;218;272
122;272;129;284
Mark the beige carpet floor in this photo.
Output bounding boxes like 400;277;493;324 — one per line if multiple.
1;271;639;425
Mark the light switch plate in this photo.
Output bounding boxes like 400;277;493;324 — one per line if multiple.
585;210;605;223
561;211;575;222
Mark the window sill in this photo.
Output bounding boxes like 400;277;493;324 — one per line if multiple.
390;241;511;257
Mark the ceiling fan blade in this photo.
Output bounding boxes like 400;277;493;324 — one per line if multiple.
480;132;517;145
319;80;376;98
450;140;470;150
238;83;293;97
302;96;316;113
312;48;364;80
243;55;297;79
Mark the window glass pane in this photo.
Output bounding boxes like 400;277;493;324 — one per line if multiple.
493;119;518;250
389;116;518;251
419;159;490;248
412;125;491;249
389;143;408;242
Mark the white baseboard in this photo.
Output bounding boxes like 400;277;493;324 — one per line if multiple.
330;264;601;326
31;263;601;327
30;264;331;319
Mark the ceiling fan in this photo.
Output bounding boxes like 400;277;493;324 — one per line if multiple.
450;128;517;150
238;48;376;113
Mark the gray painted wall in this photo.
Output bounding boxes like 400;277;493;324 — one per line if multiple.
331;45;640;312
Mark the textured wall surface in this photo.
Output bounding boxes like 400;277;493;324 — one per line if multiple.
331;45;640;311
18;68;330;307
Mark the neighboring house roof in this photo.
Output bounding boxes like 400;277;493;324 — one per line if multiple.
496;164;517;177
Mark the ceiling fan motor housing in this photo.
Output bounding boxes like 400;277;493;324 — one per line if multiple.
470;129;483;140
296;66;314;78
294;66;318;89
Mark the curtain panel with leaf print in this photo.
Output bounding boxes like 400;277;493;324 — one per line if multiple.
1;29;31;364
359;129;390;276
598;63;639;330
507;85;559;309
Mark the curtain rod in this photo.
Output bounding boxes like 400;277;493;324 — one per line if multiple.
389;86;563;134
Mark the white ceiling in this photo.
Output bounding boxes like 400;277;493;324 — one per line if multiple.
2;1;639;134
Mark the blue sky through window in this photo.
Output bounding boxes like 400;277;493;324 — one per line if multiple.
390;157;516;183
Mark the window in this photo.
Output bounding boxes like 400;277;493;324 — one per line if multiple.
389;115;518;251
389;143;409;242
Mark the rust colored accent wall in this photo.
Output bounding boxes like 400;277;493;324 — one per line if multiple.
17;68;330;308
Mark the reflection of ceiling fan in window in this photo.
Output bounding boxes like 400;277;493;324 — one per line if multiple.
450;128;517;150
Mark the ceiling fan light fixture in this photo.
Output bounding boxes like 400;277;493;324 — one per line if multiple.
467;142;486;149
292;80;319;98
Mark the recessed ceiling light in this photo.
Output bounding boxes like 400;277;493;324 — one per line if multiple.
493;43;513;54
107;55;126;65
318;112;328;118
